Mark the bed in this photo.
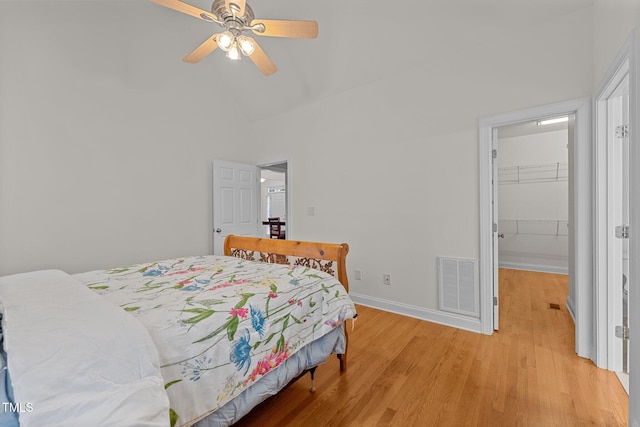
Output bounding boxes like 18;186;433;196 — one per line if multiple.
0;235;356;427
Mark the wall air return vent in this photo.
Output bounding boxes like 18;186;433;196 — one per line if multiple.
438;257;479;318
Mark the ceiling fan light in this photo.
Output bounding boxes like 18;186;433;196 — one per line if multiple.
237;36;255;56
226;42;241;60
217;31;234;51
537;116;569;126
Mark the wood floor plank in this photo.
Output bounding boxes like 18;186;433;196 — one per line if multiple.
232;269;628;426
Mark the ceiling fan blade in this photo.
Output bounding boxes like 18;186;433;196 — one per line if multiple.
225;0;246;17
183;35;219;63
250;19;318;39
246;38;277;76
150;0;217;22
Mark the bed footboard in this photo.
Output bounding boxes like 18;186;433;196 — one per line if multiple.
224;235;350;372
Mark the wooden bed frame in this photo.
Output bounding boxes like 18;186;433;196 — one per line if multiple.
224;234;350;372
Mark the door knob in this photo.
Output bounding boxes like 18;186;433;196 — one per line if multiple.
215;228;222;233
498;233;505;239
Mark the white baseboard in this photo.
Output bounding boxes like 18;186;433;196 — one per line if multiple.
499;261;568;275
615;372;629;395
349;293;485;335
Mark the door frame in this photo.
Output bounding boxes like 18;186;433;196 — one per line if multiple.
594;33;640;424
478;98;592;360
628;28;640;427
594;45;630;372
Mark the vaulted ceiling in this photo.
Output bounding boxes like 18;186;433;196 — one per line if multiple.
2;0;594;125
140;0;594;122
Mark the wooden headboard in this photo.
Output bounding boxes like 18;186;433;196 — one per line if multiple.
223;235;350;293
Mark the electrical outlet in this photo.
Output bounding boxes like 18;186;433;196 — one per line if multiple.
383;274;391;286
354;270;362;280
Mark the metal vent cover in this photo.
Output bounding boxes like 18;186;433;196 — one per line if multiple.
438;257;479;317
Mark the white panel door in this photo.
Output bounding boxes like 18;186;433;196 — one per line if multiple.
213;160;259;255
492;128;500;330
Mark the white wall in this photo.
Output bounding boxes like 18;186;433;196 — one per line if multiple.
0;1;249;275
498;129;569;273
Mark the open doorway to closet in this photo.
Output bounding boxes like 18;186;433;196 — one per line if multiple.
259;162;288;239
479;98;592;361
496;119;569;274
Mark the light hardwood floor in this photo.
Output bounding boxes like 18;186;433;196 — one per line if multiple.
234;269;628;426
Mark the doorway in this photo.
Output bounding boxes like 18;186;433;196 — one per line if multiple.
259;162;288;239
211;160;290;255
492;118;570;333
478;98;593;361
496;119;570;275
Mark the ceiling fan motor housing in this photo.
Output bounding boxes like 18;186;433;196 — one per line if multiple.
212;0;254;30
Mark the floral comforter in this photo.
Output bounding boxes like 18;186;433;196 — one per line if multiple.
74;255;356;427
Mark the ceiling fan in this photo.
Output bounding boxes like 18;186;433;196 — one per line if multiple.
150;0;319;76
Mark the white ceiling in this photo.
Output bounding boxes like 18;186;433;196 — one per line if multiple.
2;0;594;123
138;0;594;122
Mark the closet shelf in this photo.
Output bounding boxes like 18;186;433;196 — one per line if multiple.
498;162;568;184
498;219;569;236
